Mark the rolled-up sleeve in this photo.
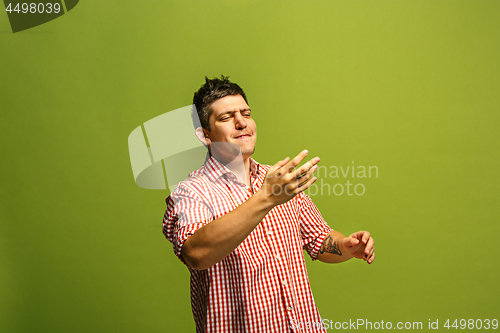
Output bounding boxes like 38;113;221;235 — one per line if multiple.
297;193;333;260
162;184;214;264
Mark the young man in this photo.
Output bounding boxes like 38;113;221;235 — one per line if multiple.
162;76;375;332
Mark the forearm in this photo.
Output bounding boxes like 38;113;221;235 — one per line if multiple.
181;190;273;270
317;230;353;263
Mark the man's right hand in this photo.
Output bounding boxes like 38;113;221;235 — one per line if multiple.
258;150;320;207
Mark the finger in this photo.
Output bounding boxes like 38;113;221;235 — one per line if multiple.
364;245;374;260
269;157;290;177
344;235;359;248
296;164;318;186
352;231;370;244
367;252;375;264
294;157;320;179
368;246;375;259
295;175;317;193
364;237;375;255
361;231;371;244
272;156;289;170
285;150;309;173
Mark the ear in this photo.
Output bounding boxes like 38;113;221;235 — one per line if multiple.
195;127;211;146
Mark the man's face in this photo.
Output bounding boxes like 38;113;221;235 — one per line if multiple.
204;94;257;161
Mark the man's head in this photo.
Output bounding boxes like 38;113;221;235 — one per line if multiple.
193;76;257;161
193;75;249;131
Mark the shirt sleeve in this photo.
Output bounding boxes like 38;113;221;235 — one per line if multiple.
297;192;333;260
162;183;214;265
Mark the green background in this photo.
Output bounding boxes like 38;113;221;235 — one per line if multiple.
1;0;498;331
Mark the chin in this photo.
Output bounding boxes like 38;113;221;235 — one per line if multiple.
241;147;256;159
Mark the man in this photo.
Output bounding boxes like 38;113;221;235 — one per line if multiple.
162;76;375;332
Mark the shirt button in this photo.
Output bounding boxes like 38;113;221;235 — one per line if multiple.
287;306;293;311
275;255;280;260
267;230;272;235
282;282;287;287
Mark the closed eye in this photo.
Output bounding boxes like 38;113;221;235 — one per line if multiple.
218;109;251;121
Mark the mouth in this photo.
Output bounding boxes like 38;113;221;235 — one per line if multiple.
234;134;251;139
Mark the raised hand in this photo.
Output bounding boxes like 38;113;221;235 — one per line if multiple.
259;150;320;207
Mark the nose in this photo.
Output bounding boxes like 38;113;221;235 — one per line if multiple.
234;112;247;130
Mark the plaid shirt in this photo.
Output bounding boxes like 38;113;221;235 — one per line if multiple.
163;156;332;332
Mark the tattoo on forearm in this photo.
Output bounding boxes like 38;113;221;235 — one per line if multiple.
319;235;342;256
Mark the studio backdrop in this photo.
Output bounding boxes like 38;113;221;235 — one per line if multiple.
1;1;499;332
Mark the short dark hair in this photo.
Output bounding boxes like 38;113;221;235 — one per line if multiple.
192;75;248;131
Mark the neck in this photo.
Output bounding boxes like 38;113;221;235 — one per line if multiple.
224;154;251;187
209;143;252;187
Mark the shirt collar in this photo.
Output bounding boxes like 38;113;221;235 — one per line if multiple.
248;157;260;179
204;155;261;183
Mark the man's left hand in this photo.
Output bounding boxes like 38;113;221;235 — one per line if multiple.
343;231;375;264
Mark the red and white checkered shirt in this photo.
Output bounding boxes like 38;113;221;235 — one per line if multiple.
163;156;332;332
